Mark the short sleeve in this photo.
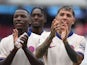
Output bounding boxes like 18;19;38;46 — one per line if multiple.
75;37;87;55
37;31;50;47
0;39;8;58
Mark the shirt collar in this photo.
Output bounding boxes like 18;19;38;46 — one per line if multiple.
56;31;73;39
27;30;32;36
29;27;43;35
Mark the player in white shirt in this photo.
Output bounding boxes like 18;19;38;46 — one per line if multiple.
30;7;47;35
35;6;87;65
29;7;50;64
29;7;50;52
0;8;44;65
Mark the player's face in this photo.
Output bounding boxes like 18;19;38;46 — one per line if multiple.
13;10;29;30
31;8;46;28
56;9;75;30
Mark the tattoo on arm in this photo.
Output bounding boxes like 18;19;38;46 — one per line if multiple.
64;41;83;63
35;34;53;58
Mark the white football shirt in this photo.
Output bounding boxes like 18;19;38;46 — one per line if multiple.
39;32;86;65
0;32;40;65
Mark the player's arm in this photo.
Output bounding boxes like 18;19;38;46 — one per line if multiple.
0;46;19;65
61;31;83;63
63;40;83;64
60;23;83;64
0;29;22;65
35;33;54;58
20;33;44;65
35;19;56;58
23;47;44;65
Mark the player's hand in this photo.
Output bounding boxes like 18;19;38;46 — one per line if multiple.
14;32;28;49
13;29;18;43
54;18;61;34
60;20;68;42
14;38;22;49
19;32;28;48
50;19;56;38
13;29;22;49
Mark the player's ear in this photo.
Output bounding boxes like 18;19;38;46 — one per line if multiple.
72;17;75;25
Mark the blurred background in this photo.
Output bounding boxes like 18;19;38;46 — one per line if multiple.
0;0;87;40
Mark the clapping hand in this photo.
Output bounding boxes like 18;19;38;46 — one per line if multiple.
13;29;22;49
19;33;28;48
13;29;28;49
50;19;61;38
60;20;68;42
53;18;68;42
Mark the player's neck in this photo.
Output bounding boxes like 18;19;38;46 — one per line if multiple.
32;27;43;35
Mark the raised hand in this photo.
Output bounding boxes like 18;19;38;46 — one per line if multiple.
13;29;18;43
60;20;68;42
54;18;61;34
50;19;56;37
19;33;28;48
54;18;69;42
13;29;28;49
13;29;22;49
50;19;61;38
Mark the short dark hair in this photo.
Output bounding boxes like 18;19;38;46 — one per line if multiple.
16;6;30;14
31;7;47;19
57;6;75;17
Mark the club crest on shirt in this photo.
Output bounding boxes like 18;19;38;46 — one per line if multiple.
28;46;35;53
